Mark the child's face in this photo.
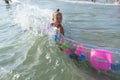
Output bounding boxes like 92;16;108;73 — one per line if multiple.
53;14;62;25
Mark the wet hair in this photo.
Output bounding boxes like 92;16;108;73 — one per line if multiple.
56;9;60;12
52;9;62;21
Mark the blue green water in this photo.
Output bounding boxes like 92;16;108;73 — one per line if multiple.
0;0;120;80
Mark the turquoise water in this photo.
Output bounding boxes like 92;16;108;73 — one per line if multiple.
0;0;120;80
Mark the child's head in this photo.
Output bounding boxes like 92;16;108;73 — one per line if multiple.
52;9;62;25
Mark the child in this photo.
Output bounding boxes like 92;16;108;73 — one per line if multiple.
4;0;12;5
51;9;64;35
51;9;89;61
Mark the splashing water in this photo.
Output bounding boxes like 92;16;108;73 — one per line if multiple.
13;3;54;36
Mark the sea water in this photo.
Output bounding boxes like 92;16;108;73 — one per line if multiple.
0;0;120;80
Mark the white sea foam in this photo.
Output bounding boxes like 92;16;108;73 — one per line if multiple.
13;3;54;36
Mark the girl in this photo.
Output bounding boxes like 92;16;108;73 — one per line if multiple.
51;9;64;35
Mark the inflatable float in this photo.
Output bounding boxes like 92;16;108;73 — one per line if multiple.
49;27;120;74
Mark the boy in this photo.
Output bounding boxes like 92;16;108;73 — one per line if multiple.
51;9;64;35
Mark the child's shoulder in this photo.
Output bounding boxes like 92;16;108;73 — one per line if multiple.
59;25;63;29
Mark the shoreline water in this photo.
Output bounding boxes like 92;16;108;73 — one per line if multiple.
0;0;120;80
